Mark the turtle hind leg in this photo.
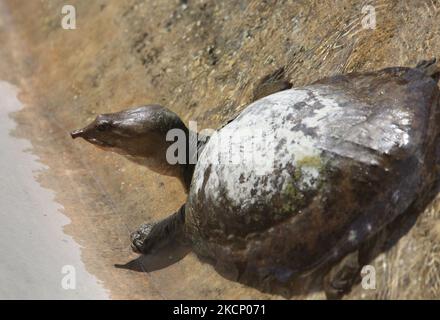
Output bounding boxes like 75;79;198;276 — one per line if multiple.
131;204;186;254
415;58;440;81
322;232;383;300
323;250;361;300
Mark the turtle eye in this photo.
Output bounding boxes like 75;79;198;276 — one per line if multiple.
97;121;111;132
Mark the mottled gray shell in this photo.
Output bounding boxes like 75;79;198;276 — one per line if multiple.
185;67;440;287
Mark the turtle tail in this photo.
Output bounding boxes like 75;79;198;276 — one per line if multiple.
415;58;440;82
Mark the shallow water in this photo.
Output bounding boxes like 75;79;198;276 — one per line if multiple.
0;81;108;299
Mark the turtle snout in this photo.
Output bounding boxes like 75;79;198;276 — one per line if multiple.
70;128;84;139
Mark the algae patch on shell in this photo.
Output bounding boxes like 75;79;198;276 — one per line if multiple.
279;154;328;215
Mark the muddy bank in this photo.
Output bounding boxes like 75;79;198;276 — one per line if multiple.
0;0;439;299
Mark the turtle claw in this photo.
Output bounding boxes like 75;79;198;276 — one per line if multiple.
130;223;155;254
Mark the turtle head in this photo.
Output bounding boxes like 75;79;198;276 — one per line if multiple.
70;105;189;178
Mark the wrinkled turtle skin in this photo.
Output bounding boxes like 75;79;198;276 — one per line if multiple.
185;65;440;289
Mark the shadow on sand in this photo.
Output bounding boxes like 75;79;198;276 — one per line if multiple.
114;238;191;273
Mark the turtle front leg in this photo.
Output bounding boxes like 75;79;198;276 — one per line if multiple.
130;204;186;254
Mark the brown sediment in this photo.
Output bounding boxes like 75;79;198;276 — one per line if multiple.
0;0;439;299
